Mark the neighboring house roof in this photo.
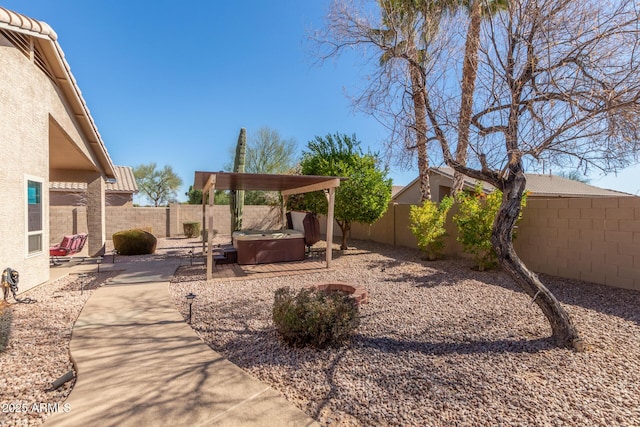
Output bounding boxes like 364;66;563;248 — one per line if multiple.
50;166;138;194
393;167;632;200
391;186;404;198
0;7;116;179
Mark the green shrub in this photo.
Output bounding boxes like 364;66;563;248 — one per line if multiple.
453;184;527;271
272;287;360;349
409;196;453;260
0;305;12;353
183;221;201;238
112;229;157;255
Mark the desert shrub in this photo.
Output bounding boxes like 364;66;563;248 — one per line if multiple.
273;287;360;349
112;229;157;255
0;305;11;353
409;196;454;260
453;184;527;271
183;221;201;238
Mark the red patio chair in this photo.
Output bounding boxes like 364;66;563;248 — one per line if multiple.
50;235;75;257
71;233;87;254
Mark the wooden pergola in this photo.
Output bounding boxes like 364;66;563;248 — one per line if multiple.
193;171;343;280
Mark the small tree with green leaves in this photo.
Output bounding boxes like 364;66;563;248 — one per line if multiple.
298;133;392;250
185;186;229;205
133;163;183;207
409;196;453;261
454;184;527;271
185;185;202;204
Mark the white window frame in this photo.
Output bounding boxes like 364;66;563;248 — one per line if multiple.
25;175;44;257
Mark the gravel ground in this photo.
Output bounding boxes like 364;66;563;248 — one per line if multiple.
170;238;640;427
0;271;119;427
1;237;638;426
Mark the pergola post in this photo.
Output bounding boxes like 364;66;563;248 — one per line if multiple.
201;192;206;254
206;185;215;280
202;174;217;280
281;194;289;230
325;187;335;268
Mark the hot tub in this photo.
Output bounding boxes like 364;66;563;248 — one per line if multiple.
232;229;306;265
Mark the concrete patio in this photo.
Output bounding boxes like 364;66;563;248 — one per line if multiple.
44;257;317;427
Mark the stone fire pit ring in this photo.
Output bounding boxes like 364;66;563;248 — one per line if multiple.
305;282;368;307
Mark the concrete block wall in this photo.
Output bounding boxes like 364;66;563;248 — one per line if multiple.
343;198;639;291
50;204;282;240
167;204;280;237
106;207;169;238
514;197;640;291
50;206;87;242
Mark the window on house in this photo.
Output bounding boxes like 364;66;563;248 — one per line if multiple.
27;179;43;254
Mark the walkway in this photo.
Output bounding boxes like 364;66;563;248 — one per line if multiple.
45;258;318;427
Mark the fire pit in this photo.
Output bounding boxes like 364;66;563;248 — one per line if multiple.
306;282;368;307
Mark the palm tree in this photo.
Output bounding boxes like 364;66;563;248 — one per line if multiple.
452;0;509;195
373;0;450;202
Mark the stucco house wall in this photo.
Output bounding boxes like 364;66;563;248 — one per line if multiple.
1;33;62;289
0;9;115;293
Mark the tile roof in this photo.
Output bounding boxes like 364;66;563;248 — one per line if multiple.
0;6;56;38
394;167;632;200
433;167;630;197
50;166;138;193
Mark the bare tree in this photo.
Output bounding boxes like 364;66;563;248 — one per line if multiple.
423;0;640;348
318;0;640;350
246;126;297;175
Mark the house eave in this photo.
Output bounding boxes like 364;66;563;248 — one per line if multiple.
0;6;116;180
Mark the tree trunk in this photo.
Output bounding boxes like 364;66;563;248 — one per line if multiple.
337;220;350;250
452;0;482;196
408;45;431;202
491;168;583;350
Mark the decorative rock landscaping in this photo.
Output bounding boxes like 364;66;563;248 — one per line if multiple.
171;238;640;427
2;237;639;427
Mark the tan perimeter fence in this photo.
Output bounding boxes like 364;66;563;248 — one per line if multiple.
345;197;639;292
51;197;639;291
50;204;281;244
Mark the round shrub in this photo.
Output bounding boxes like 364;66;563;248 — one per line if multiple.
272;287;360;349
183;221;201;238
112;229;157;255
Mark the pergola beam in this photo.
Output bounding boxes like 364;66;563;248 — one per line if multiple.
202;174;216;194
280;178;340;196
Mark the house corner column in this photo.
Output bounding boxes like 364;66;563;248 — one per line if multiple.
87;174;106;256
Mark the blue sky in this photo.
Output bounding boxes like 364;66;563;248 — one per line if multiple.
4;1;640;201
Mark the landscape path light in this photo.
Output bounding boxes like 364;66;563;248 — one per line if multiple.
186;292;196;324
96;256;103;273
78;273;87;295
